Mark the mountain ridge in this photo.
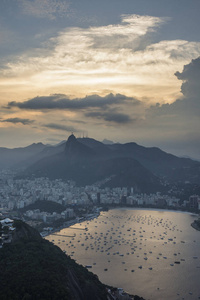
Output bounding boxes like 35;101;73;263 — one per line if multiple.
1;135;200;192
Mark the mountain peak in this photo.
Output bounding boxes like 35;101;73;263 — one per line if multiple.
65;134;95;159
67;133;76;143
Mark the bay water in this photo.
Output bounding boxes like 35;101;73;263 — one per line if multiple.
46;208;200;300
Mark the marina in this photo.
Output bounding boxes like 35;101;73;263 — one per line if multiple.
46;208;200;300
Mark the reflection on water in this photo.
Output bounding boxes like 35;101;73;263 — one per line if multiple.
46;209;200;300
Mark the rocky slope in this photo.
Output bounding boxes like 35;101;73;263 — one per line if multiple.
0;220;145;300
0;220;109;300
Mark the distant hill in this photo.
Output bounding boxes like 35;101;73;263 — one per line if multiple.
106;142;200;183
19;200;66;214
0;143;47;169
17;135;164;193
1;134;200;192
102;138;114;145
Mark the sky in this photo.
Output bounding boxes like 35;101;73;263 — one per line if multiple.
0;0;200;160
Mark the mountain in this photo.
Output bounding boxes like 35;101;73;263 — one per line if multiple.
0;143;47;169
106;142;200;183
0;220;111;300
102;139;114;145
2;134;200;192
77;137;111;155
66;134;96;159
97;157;162;192
17;134;163;193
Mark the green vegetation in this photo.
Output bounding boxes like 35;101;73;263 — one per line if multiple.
51;217;73;228
0;220;109;300
19;200;66;214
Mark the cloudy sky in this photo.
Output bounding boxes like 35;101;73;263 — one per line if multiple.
1;0;200;159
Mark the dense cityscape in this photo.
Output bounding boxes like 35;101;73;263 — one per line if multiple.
0;168;200;234
1;168;200;299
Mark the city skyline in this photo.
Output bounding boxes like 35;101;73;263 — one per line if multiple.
1;0;200;160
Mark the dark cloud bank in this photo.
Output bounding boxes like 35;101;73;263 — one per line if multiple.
3;57;200;144
1;118;34;125
6;93;140;125
6;93;139;110
85;111;132;124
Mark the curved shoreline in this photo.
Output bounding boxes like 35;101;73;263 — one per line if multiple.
43;207;199;237
45;207;199;300
191;221;200;231
111;206;199;215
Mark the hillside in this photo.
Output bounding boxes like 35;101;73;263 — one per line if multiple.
0;220;112;300
2;134;200;192
18;135;163;193
19;200;66;214
0;143;47;169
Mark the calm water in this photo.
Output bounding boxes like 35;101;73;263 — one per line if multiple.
46;208;200;300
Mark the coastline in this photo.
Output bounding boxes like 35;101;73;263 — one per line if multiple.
44;207;199;300
43;211;145;300
41;211;100;237
111;206;199;215
42;206;199;237
191;221;200;231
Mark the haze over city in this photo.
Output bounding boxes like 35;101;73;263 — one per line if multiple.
1;0;200;160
